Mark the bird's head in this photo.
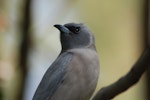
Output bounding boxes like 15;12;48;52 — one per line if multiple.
54;23;95;52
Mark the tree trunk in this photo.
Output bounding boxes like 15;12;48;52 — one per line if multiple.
17;0;32;100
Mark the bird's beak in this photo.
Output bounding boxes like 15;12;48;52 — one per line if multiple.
54;24;70;34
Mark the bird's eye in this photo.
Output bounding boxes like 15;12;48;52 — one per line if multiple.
75;27;80;33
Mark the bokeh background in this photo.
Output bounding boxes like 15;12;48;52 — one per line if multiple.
0;0;149;100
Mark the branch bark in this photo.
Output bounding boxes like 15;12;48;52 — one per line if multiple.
92;47;150;100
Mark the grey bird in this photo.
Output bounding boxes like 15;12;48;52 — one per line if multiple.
32;23;100;100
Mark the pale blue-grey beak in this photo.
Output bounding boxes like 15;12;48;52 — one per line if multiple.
54;24;70;34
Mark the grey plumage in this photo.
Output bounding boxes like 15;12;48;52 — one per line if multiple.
33;23;100;100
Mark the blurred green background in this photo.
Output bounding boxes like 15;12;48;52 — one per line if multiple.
0;0;148;100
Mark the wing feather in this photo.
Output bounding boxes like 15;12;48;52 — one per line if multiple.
32;52;73;100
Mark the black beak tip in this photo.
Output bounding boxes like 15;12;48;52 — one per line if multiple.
54;24;61;28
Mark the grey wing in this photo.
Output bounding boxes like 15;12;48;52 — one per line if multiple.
32;52;73;100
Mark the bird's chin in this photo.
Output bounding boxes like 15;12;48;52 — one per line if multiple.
61;32;70;36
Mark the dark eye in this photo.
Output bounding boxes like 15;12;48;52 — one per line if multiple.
75;27;80;33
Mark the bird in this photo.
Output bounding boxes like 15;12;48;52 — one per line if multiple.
32;23;100;100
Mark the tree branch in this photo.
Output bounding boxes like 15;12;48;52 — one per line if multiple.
93;47;150;100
